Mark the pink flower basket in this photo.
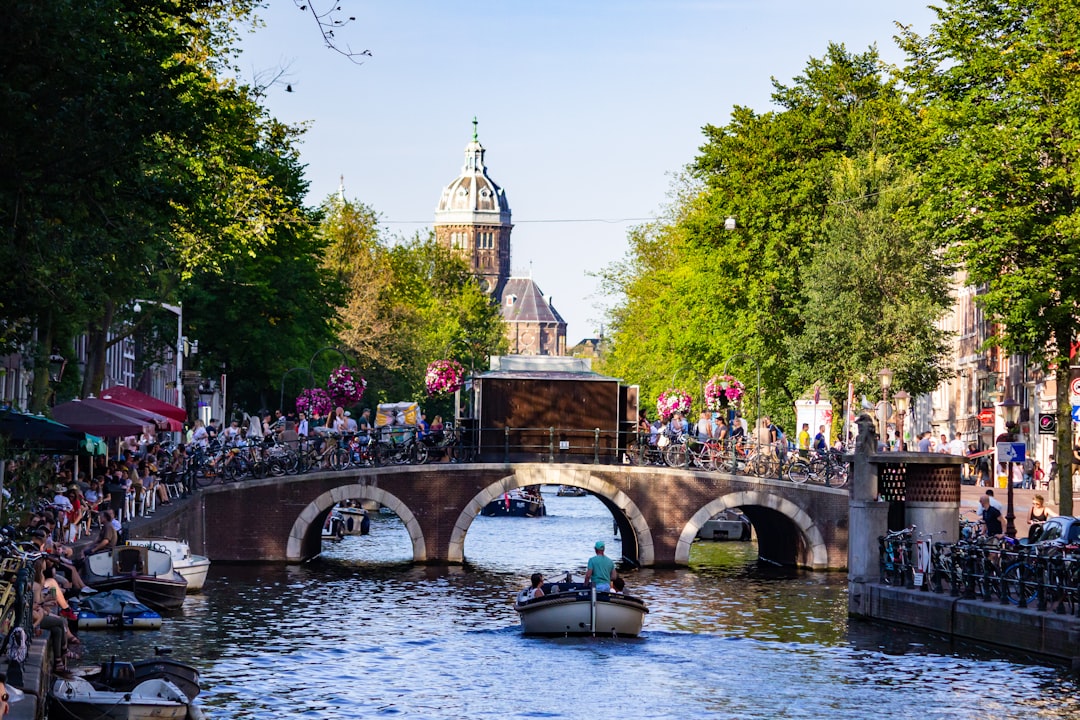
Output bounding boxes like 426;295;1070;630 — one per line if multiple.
656;388;693;421
296;387;332;417
704;374;744;410
425;359;466;396
326;365;366;408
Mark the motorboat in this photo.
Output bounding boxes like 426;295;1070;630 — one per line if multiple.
514;577;649;637
696;509;752;541
125;539;211;592
556;485;587;497
83;545;188;610
80;649;201;702
75;590;162;630
49;677;195;720
482;487;546;517
335;502;371;535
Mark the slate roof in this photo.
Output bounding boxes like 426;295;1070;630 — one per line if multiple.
500;277;566;325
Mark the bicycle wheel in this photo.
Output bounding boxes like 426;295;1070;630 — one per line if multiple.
194;464;217;488
664;444;687;468
1002;561;1039;605
826;463;849;488
328;448;349;471
412;443;428;465
786;460;810;483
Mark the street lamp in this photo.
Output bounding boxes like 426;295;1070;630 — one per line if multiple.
134;299;183;410
878;368;894;449
892;390;910;452
998;396;1021;538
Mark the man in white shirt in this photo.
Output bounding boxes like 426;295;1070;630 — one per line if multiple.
948;434;967;457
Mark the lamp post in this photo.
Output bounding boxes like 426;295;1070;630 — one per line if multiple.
998;396;1021;538
892;390;909;452
133;299;183;409
878;368;894;450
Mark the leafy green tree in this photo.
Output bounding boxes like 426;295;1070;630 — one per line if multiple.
602;44;924;429
899;0;1080;513
787;153;953;418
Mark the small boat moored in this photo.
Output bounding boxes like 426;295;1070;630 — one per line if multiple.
125;538;211;592
335;501;371;535
83;545;188;611
556;485;587;497
75;590;162;631
514;575;648;637
49;677;192;720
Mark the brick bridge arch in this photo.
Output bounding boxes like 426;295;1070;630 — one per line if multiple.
676;491;830;569
193;464;847;569
445;465;655;566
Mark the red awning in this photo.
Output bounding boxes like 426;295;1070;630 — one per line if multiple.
966;448;996;459
53;397;178;437
100;385;186;426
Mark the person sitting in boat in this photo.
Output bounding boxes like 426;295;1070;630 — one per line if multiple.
584;540;617;592
83;509;118;558
612;577;626;595
528;573;545;599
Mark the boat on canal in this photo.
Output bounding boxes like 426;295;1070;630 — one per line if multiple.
555;485;587;497
83;545;188;611
125;538;211;592
335;502;371;535
482;487;546;517
514;576;649;637
75;590;162;630
49;677;196;720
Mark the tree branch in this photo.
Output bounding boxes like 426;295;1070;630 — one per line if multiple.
293;1;371;64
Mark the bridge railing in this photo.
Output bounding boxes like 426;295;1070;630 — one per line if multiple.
181;427;805;486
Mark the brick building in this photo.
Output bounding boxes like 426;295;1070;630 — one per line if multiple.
434;121;567;356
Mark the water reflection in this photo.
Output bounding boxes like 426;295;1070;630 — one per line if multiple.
72;489;1080;719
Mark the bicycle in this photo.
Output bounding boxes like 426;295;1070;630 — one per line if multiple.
880;526;916;587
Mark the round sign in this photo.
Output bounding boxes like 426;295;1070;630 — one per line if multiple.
1071;377;1080;397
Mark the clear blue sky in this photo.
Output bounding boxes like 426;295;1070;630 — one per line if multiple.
239;1;936;343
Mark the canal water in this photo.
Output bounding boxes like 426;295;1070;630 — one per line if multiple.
78;490;1079;718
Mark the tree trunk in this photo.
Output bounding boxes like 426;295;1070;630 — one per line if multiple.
80;300;115;398
1055;356;1073;516
28;310;54;414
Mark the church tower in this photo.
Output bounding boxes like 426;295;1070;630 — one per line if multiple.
434;119;512;299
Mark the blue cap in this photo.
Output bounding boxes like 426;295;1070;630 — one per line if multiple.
595;541;605;550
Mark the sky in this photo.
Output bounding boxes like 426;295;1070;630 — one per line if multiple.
238;1;938;343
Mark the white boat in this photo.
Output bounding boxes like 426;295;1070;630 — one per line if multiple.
125;539;211;592
335;503;370;535
50;677;192;720
514;579;648;637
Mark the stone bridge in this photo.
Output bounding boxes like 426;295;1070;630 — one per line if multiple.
190;463;849;569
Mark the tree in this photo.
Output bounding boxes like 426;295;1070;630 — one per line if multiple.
787;153;953;419
899;0;1080;513
601;44;927;429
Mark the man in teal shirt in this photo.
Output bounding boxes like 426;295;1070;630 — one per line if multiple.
584;540;617;591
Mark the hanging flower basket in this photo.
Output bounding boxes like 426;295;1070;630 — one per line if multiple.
326;365;366;407
295;387;332;417
425;359;466;396
704;374;744;410
656;388;693;420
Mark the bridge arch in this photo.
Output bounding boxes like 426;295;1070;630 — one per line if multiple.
446;465;655;566
286;484;426;562
675;490;829;570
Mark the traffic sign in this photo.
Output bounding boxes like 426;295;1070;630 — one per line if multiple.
1071;377;1080;396
1073;406;1080;423
996;442;1026;463
1039;413;1057;434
